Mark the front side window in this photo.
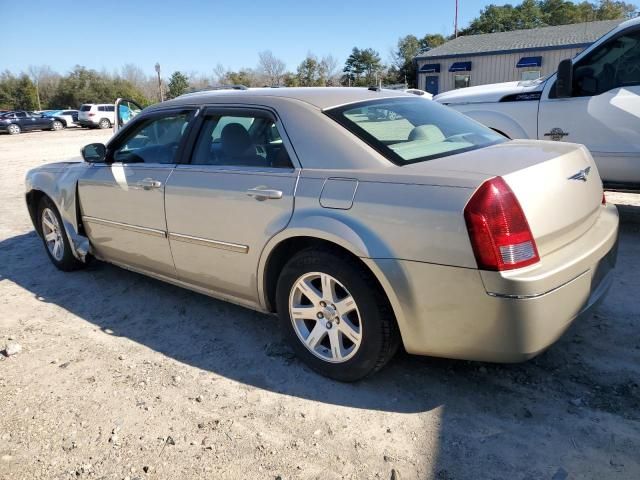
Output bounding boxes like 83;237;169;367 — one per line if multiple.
573;29;640;96
454;74;470;89
111;112;192;164
191;113;293;168
325;97;505;165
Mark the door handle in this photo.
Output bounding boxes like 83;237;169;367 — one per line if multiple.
246;187;283;200
136;178;162;190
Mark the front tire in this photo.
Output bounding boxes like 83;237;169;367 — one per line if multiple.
276;248;400;381
8;124;20;135
37;197;85;272
51;120;63;131
98;118;111;129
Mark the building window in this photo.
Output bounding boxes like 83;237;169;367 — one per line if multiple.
454;74;470;89
521;70;541;81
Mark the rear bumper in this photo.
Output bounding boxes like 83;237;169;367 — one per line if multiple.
78;120;97;127
365;204;619;362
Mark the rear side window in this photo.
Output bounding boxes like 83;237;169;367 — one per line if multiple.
80;105;92;111
190;112;293;168
325;97;505;165
98;106;105;112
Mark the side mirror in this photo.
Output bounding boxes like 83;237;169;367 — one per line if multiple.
81;143;106;163
555;59;573;98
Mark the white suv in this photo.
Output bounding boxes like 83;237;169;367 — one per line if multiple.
78;104;115;129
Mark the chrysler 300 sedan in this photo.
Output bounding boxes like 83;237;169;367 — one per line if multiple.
25;87;619;381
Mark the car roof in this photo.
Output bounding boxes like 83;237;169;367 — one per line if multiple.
165;87;410;110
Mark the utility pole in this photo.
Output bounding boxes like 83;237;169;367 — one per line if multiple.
454;0;459;38
155;62;164;102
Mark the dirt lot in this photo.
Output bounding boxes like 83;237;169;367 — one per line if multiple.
1;128;639;480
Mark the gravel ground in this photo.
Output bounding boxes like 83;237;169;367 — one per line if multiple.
1;128;639;480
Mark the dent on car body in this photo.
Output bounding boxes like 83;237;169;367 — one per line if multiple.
26;162;90;261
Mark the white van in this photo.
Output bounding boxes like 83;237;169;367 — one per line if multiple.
78;104;116;129
435;17;640;189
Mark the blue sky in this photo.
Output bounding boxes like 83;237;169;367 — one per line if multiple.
3;0;509;76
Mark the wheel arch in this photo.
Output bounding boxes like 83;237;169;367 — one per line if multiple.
25;189;47;236
258;226;406;335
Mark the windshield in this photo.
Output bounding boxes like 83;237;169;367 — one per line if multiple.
325;97;505;165
43;110;62;117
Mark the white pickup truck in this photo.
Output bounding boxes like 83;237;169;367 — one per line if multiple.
435;17;640;189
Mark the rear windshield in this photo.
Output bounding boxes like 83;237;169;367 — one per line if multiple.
80;105;92;111
324;97;505;165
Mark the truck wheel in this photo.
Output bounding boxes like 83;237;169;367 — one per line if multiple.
276;248;400;381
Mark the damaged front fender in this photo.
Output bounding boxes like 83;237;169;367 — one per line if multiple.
25;161;91;262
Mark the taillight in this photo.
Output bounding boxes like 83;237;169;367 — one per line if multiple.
88;113;95;117
464;176;539;271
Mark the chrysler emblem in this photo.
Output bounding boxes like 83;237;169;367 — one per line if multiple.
544;128;569;141
568;166;591;182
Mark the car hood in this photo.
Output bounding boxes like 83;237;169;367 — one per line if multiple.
434;79;546;105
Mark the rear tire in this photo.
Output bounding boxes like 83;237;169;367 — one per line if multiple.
8;124;20;135
275;248;400;381
37;197;85;272
98;118;111;129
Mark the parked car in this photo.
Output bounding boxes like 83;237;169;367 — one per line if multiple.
43;109;80;128
0;111;63;134
78;103;115;129
25;88;618;381
435;16;640;190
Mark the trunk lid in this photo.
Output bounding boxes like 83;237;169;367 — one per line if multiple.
403;139;604;256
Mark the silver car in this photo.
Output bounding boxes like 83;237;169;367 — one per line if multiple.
25;87;619;381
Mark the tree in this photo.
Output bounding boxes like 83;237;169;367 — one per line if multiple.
14;74;38;110
257;50;286;86
297;53;340;86
343;47;383;86
49;66;147;108
27;65;45;110
462;0;636;35
297;54;319;86
167;71;189;99
213;64;260;87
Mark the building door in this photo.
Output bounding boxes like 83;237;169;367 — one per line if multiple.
425;76;439;95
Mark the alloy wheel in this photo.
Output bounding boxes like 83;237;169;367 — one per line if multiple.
289;272;362;363
41;207;64;261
